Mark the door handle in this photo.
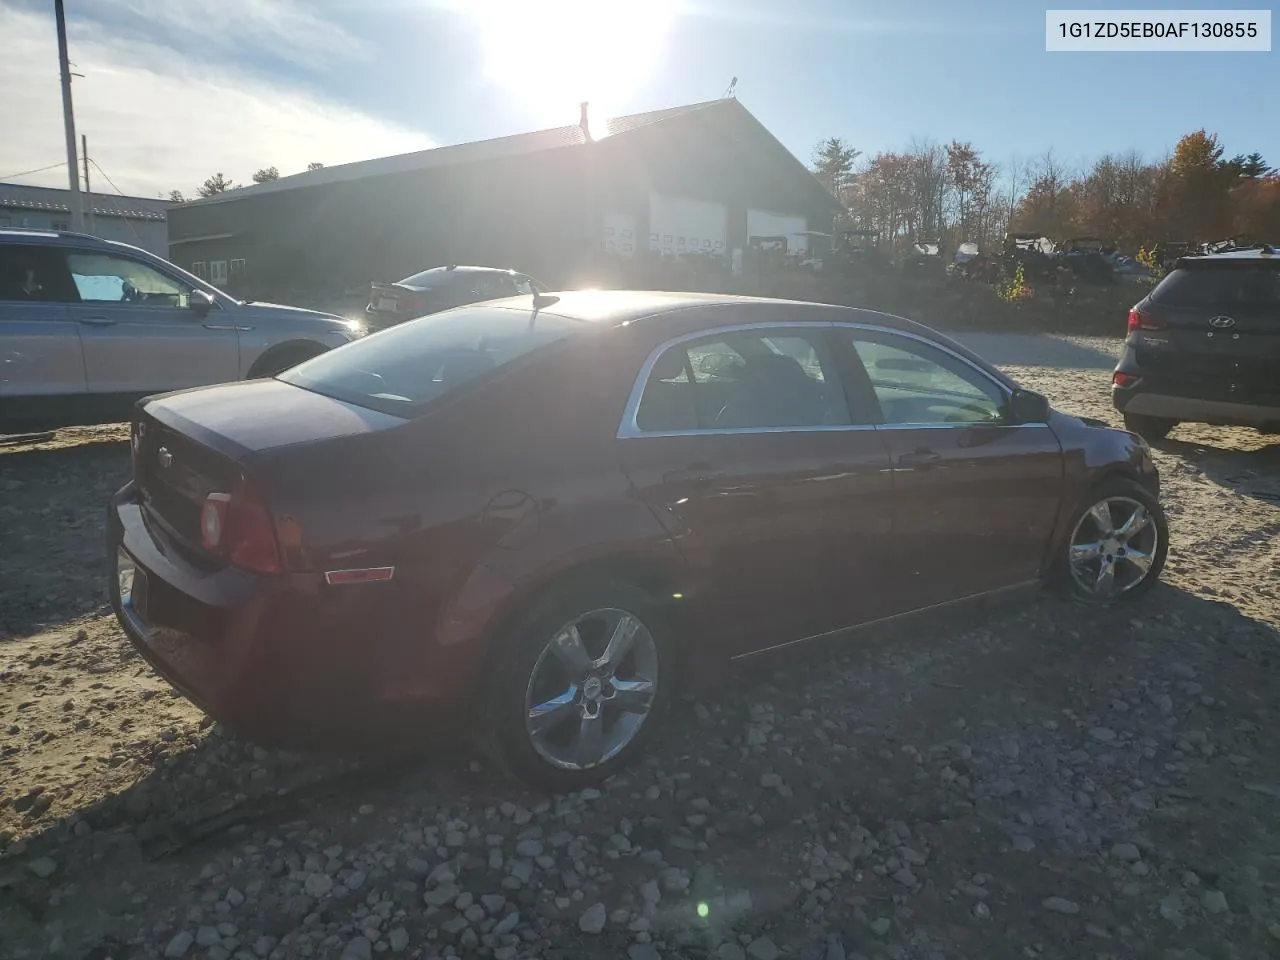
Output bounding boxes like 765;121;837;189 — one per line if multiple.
663;464;724;484
77;316;117;327
898;449;942;469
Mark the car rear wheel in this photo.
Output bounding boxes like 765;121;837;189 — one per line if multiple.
1122;413;1176;442
1053;478;1168;603
487;578;672;792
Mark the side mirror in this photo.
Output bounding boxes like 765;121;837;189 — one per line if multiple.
189;289;216;315
1008;387;1050;424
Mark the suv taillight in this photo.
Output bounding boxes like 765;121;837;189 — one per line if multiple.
1128;306;1164;332
200;477;282;574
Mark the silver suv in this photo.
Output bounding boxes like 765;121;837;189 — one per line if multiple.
1;230;361;434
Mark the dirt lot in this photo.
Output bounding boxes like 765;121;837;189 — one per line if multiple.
2;333;1280;960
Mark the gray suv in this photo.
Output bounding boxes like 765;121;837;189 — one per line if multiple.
1;230;361;434
1113;247;1279;441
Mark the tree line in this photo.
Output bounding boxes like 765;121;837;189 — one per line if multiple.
167;162;326;203
812;131;1279;254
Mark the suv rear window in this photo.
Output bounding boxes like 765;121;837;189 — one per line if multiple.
1151;262;1280;307
279;305;586;416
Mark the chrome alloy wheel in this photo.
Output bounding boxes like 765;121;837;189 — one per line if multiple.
1068;496;1160;599
523;608;659;771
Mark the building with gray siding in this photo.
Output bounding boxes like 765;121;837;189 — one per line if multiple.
168;98;843;299
0;183;168;257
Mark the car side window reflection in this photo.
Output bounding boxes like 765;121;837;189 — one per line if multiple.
66;252;190;308
848;334;1005;425
633;329;849;432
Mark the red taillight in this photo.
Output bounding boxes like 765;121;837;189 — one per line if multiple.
1113;371;1141;389
200;478;282;574
200;492;231;551
400;296;426;314
1128;306;1163;332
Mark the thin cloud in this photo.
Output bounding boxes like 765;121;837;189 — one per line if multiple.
0;3;433;198
81;0;371;69
681;0;1021;36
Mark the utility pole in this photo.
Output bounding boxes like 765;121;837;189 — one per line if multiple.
82;134;94;234
55;0;84;232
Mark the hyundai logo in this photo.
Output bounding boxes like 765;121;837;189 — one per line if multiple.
157;446;174;469
1209;316;1236;329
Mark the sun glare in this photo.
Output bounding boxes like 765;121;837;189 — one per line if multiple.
467;0;674;120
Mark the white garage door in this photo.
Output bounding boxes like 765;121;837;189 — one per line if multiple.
747;210;809;254
649;192;727;258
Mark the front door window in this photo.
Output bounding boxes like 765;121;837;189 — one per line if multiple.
66;252;191;308
849;336;1005;425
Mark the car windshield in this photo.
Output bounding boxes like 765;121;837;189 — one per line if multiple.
278;305;586;416
1152;263;1280;307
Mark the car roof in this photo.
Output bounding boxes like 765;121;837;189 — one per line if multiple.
478;289;951;337
0;227;147;256
477;290;818;325
400;265;519;279
474;290;1018;387
1178;248;1278;265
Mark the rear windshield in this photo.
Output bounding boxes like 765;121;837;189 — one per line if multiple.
398;269;455;288
1152;262;1280;307
278;305;586;416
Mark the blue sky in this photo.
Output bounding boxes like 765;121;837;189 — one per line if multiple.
2;0;1275;197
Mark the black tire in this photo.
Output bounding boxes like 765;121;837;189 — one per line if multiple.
1051;476;1168;603
485;576;674;793
1122;413;1176;442
247;344;325;379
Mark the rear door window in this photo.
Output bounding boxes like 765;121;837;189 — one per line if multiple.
0;244;78;302
467;274;518;301
632;328;849;432
279;305;586;416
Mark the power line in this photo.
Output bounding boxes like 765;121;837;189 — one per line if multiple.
87;158;145;245
0;161;67;182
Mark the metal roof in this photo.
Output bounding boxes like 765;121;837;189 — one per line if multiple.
177;99;739;208
0;182;168;221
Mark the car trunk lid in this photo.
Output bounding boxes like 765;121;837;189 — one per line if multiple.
367;282;447;318
133;379;405;552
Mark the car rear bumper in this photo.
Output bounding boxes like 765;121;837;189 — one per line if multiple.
1113;387;1280;428
107;483;478;749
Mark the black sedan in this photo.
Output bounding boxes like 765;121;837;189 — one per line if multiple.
363;265;546;331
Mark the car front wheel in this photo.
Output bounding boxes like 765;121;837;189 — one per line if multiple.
1054;478;1168;602
487;578;671;792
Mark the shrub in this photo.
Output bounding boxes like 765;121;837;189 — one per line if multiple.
997;264;1033;302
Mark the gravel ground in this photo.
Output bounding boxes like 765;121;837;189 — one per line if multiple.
3;333;1280;960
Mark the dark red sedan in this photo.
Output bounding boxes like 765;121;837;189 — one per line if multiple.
109;292;1167;791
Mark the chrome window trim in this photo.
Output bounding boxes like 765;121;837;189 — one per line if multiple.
616;320;1043;439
